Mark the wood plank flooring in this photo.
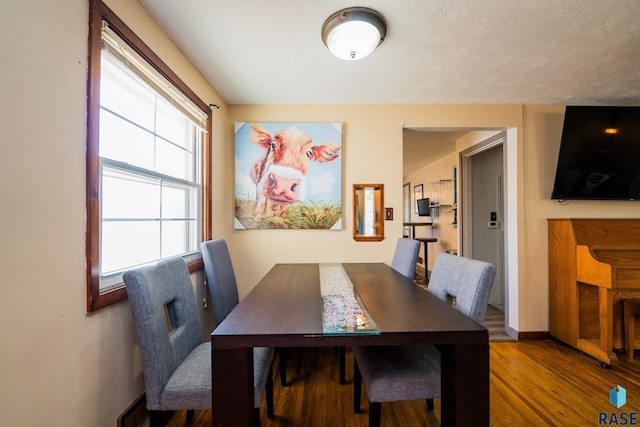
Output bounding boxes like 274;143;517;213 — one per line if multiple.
161;340;640;426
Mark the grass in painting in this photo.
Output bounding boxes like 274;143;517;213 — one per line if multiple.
235;199;341;229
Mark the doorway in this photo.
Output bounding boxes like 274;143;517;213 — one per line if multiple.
466;142;504;309
403;127;518;340
460;132;510;337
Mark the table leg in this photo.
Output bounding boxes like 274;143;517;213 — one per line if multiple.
212;347;254;426
439;342;489;427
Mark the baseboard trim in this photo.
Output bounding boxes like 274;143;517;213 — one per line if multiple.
117;391;148;427
517;331;549;341
503;326;549;341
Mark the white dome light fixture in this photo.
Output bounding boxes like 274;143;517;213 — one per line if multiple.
321;7;387;61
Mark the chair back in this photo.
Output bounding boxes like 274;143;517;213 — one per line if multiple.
200;239;240;326
123;257;202;409
427;253;496;323
391;238;421;280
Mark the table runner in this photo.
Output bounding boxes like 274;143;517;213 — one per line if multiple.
319;263;379;335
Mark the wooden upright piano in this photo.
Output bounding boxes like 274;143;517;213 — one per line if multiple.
548;218;640;366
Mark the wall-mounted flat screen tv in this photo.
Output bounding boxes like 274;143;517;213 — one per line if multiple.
417;198;431;216
551;106;640;201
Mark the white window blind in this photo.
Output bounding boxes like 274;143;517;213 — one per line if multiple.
101;22;208;130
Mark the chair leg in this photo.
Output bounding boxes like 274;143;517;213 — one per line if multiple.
186;409;195;421
278;347;289;387
254;408;261;427
266;366;274;418
353;359;362;413
339;346;347;384
148;410;170;427
426;398;434;410
368;402;381;427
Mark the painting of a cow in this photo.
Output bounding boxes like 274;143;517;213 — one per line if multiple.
235;122;342;229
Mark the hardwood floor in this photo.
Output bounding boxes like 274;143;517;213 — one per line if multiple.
161;340;640;426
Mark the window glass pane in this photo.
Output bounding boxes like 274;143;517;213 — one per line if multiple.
99;110;155;170
102;167;160;218
156;100;190;147
101;221;160;275
161;185;197;257
162;185;188;219
161;220;196;257
156;137;191;181
100;58;155;130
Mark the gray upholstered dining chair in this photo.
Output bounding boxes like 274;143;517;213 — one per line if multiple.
200;239;288;388
352;253;496;427
124;256;274;426
338;237;422;385
390;237;421;280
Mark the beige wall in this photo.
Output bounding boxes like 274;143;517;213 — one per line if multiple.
226;105;524;300
1;0;225;425
3;1;640;425
520;105;640;331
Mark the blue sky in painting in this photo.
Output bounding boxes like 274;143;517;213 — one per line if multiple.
234;122;343;205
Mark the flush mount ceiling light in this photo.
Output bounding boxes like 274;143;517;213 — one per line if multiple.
321;7;387;61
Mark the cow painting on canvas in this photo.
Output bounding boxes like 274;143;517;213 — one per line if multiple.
235;122;342;229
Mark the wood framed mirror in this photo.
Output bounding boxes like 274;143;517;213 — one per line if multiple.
353;184;384;241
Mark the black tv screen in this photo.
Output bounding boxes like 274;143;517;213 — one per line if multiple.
551;106;640;201
417;198;431;216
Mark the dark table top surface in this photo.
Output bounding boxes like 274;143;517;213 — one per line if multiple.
211;263;487;348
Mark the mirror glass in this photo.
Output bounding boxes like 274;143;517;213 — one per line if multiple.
353;184;384;241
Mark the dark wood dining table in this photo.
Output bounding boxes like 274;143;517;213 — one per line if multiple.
211;263;489;427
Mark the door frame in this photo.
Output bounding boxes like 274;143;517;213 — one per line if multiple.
402;182;411;238
460;131;515;338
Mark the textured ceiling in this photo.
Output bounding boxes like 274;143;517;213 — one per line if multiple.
140;0;640;106
139;0;640;174
403;129;468;178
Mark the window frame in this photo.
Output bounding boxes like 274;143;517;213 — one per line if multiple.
87;0;212;312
